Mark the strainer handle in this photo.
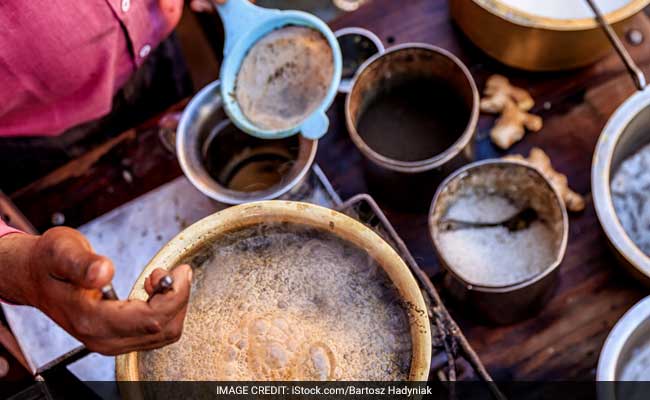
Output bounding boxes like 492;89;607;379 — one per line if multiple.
585;0;646;91
215;0;278;56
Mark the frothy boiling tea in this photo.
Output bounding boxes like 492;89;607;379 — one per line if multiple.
139;224;412;381
235;26;334;131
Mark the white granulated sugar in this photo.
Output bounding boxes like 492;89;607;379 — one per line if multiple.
445;193;520;223
611;143;650;256
438;192;557;287
235;26;334;131
140;224;412;381
496;0;630;20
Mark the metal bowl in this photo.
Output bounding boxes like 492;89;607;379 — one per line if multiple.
597;296;650;387
450;0;650;71
592;89;650;284
429;160;568;324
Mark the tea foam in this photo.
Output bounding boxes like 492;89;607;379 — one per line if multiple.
139;224;412;381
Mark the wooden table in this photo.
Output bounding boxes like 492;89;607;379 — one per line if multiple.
8;0;650;382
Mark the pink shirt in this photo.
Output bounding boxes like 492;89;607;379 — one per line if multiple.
0;0;183;137
0;220;21;239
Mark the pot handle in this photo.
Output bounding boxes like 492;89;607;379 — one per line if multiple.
158;112;182;155
586;0;646;91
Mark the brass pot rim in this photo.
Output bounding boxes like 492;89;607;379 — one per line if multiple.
116;200;432;384
475;0;650;31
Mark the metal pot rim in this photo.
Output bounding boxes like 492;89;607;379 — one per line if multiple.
176;80;318;205
473;0;650;31
428;159;569;292
592;88;650;280
597;295;650;382
116;201;432;384
345;43;480;174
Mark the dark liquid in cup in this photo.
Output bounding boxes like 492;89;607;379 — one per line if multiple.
202;122;299;192
357;78;471;162
339;34;380;80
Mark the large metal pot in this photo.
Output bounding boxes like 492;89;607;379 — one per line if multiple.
592;88;650;284
597;296;650;391
116;201;431;385
450;0;649;71
591;2;650;284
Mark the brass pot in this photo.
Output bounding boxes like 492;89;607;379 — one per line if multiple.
116;201;431;386
450;0;650;71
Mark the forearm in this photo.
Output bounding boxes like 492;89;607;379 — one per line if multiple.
0;233;38;305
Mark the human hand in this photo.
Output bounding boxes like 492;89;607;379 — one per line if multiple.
18;227;192;355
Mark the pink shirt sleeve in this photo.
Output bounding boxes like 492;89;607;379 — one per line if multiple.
0;220;22;238
0;0;181;137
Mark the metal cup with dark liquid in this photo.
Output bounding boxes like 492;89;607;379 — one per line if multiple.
345;44;479;209
201;120;299;194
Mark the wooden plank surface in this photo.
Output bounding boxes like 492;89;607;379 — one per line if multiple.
8;0;650;381
321;0;650;381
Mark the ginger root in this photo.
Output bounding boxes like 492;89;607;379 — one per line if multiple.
480;74;542;149
490;101;543;150
480;74;534;113
504;147;585;212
